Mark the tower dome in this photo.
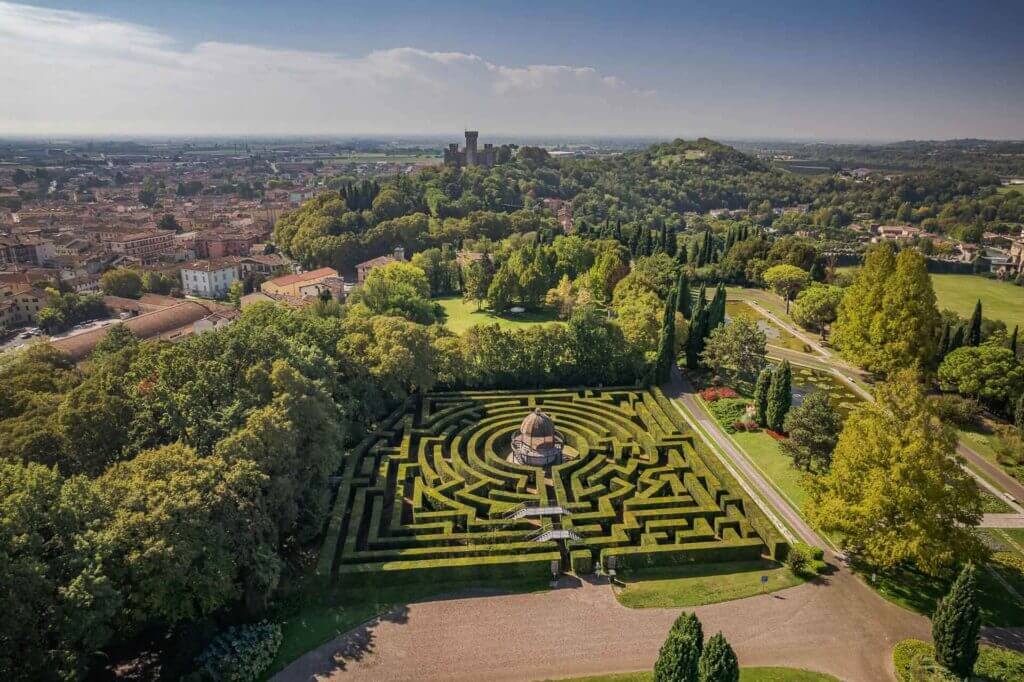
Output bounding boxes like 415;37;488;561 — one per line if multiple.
511;407;564;466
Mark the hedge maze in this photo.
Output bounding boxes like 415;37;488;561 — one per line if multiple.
318;387;785;585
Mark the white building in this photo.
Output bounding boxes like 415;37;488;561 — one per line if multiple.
179;259;240;299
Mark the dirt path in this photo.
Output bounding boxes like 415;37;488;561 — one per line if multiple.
274;566;932;682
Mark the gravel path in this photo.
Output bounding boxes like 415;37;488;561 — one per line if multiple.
274;566;930;682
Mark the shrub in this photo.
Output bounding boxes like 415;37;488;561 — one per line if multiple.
699;386;739;402
929;394;982;430
784;542;825;576
706;398;750;433
192;622;282;682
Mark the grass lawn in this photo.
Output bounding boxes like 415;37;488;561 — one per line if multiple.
267;577;548;675
929;274;1024;332
731;431;810;511
437;296;564;334
856;560;1024;627
614;559;805;609
549;668;839;682
893;639;1024;681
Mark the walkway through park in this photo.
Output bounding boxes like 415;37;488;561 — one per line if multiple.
275;565;933;682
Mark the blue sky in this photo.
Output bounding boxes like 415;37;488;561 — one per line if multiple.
3;1;1023;139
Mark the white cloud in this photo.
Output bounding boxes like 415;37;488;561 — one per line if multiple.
0;1;663;135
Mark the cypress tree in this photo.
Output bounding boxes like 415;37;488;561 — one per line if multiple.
932;563;980;678
809;260;825;282
967;300;982;347
949;324;966;354
1015;393;1024;432
697;632;739;682
766;360;792;433
937;322;950;359
694;239;705;268
686;296;707;370
671;611;704;641
659;223;670;254
666;226;677;257
1010;325;1018;357
655;290;677;383
676;272;692;319
614;219;623;243
654;629;702;682
753;368;771;427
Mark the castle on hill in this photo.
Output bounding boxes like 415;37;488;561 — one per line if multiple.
444;130;496;168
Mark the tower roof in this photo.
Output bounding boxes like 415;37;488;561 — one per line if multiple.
519;408;555;440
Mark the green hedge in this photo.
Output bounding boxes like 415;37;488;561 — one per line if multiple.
600;538;765;573
893;639;1024;682
336;550;562;587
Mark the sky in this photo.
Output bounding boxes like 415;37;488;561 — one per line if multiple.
2;0;1024;141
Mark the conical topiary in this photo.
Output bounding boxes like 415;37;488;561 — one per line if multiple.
931;563;980;678
697;632;739;682
654;629;701;682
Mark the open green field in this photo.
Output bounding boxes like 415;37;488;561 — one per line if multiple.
550;668;840;682
438;296;564;334
930;274;1024;331
614;559;804;608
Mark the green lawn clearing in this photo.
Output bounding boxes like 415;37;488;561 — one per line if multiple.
550;668;839;682
893;639;1024;681
930;274;1024;332
731;431;811;511
855;559;1024;627
437;296;564;334
614;559;805;609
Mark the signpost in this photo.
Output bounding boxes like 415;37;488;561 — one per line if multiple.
760;575;769;593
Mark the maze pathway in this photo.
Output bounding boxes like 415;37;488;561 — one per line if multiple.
317;388;781;584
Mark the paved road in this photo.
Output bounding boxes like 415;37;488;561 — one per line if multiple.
982;514;1024;528
277;569;931;682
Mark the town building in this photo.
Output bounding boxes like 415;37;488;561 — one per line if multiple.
179;259;241;299
104;230;176;259
443;131;497;168
0;284;49;329
356;246;405;284
261;266;338;298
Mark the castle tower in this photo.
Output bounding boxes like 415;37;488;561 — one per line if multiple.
465;130;479;166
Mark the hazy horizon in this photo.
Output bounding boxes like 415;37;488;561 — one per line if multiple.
3;1;1024;140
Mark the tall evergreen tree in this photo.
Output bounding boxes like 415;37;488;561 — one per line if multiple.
655;290;677;383
949;325;966;354
686;295;708;370
932;563;981;678
967;300;982;347
671;611;704;641
766;360;792;433
753;368;771;427
937;322;951;359
614;219;623;243
654;631;701;682
1015;393;1024;432
697;632;740;682
666;226;677;257
676;272;692;319
1009;324;1018;357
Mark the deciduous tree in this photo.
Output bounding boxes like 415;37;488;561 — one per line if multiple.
762;264;809;314
807;371;985;574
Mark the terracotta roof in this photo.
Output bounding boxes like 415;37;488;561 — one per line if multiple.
356;255;395;269
264;267;336;287
51;301;217;361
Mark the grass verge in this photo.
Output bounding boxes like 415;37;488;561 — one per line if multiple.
893;639;1024;681
614;559;805;609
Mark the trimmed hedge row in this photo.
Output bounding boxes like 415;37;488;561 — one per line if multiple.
319;388;780;584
